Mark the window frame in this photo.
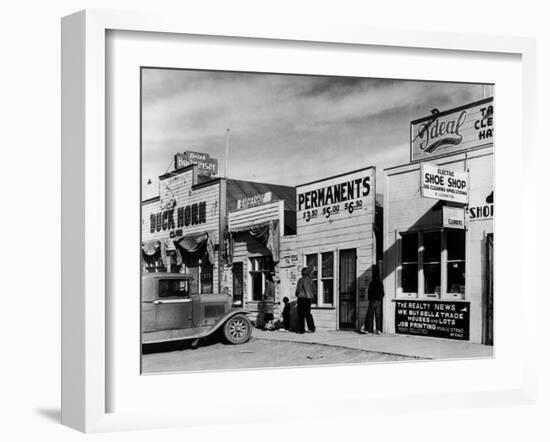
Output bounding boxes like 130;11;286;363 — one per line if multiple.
399;232;419;297
304;251;335;308
398;229;466;300
248;256;274;302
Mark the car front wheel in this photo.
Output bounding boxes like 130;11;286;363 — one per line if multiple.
223;314;252;344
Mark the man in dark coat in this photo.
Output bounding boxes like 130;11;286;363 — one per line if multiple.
295;267;316;333
363;269;384;334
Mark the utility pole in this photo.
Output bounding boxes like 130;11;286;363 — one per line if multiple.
224;128;230;178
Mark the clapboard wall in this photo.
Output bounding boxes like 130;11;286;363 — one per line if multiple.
295;167;377;330
141;166;221;292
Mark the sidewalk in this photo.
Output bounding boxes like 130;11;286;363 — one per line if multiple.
253;328;493;360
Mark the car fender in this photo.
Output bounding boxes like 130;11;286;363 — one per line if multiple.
142;309;251;344
207;309;250;335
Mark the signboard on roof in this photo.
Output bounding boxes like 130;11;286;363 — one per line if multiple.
421;163;469;204
410;97;493;162
174;151;218;176
236;192;272;210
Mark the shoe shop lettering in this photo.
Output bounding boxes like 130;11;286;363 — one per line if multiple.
150;201;207;233
395;300;470;340
469;190;494;221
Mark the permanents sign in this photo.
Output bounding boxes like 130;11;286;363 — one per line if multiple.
395;300;470;340
236;192;272;210
421;163;469;204
410;97;493;161
297;172;371;223
174;151;218;176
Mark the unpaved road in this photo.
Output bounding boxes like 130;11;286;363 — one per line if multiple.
142;336;414;374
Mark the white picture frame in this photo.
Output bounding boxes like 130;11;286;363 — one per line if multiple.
61;9;537;433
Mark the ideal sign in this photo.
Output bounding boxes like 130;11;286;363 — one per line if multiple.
236;192;272;210
421;163;469;204
175;151;218;176
410;97;494;162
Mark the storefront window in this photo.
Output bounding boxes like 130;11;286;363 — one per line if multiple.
249;256;274;302
305;254;319;305
321;252;334;305
400;229;466;299
446;229;466;295
401;233;418;294
200;261;214;294
423;231;441;296
304;252;335;307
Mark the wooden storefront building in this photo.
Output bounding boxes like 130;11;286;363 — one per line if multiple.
383;97;494;344
141;163;296;299
294;167;381;331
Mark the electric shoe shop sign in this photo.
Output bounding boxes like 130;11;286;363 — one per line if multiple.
421;163;469;204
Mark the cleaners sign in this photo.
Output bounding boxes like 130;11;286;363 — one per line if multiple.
442;206;466;229
410;97;494;161
421;163;469;204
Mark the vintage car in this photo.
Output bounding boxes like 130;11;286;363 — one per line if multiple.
142;273;252;347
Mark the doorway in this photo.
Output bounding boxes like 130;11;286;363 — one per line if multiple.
483;233;494;345
339;249;357;329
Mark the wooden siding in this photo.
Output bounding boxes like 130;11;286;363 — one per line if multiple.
296;168;377;330
141;168;221;292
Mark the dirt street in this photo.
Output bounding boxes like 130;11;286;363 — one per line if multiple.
142;336;413;374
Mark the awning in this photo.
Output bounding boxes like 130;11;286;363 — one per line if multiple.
142;240;162;256
173;232;215;266
141;240;163;266
228;220;280;262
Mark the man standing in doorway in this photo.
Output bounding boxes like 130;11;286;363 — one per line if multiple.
363;267;384;334
295;267;316;333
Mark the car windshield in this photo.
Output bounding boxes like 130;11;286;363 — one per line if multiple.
158;279;190;298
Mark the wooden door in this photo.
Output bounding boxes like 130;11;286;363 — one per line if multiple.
339;249;357;329
232;261;244;306
484;234;494;345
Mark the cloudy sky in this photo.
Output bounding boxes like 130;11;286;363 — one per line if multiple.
142;69;490;200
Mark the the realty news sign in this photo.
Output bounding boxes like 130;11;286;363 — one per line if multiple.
421;163;469;204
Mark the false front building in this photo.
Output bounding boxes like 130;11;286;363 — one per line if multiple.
141;162;296;299
383;97;494;344
293;167;381;331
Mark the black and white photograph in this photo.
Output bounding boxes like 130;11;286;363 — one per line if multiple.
140;68;495;374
